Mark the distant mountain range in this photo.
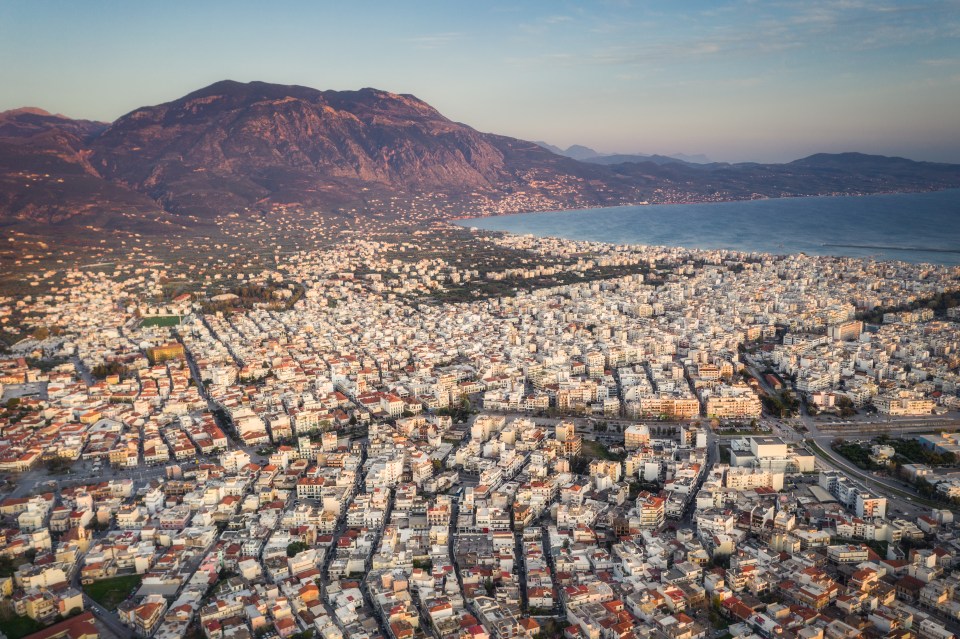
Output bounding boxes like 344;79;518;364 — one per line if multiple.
1;80;959;235
534;142;712;165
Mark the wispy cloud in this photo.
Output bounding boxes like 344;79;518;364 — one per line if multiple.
517;12;582;35
402;32;463;50
506;0;960;71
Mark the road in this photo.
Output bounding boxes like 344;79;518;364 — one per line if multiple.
65;530;133;639
85;600;133;639
815;417;960;436
803;438;938;517
3;334;269;503
709;409;939;518
738;355;957;517
5;459;174;501
793;402;952;515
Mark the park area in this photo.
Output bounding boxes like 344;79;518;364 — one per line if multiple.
140;315;182;328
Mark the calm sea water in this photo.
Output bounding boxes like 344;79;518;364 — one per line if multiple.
458;189;960;266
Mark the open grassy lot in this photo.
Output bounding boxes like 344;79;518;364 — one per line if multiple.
83;574;143;610
141;315;182;328
581;438;617;461
0;602;44;639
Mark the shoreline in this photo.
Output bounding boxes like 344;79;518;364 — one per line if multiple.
823;243;960;255
451;188;960;267
450;186;959;222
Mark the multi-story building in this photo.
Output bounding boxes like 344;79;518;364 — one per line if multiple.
636;492;665;529
556;421;582;458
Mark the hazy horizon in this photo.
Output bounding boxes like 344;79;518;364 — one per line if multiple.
2;0;959;164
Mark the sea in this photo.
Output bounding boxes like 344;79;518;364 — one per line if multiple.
457;189;960;266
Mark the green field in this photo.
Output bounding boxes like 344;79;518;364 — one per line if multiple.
83;574;143;610
141;315;182;328
2;616;44;639
0;603;44;639
581;438;614;460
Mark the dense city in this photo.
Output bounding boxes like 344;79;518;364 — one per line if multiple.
2;227;960;639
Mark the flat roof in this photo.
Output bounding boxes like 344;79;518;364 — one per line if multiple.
808;485;837;503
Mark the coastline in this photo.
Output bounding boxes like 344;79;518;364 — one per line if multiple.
450;185;957;222
451;188;960;267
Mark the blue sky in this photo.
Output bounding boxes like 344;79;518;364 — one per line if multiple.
2;0;959;163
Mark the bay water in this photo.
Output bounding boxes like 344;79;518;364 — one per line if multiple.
458;189;960;265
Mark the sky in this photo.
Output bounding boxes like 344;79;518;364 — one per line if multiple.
2;0;959;163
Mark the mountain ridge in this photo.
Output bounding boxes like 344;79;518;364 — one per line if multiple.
533;141;713;166
1;80;959;233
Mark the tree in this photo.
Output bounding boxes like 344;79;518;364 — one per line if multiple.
535;619;563;639
836;395;856;418
412;558;433;571
91;361;130;380
286;541;309;557
0;556;16;577
483;578;494;597
45;457;71;474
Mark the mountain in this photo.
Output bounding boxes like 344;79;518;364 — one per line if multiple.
580;152;715;166
534;141;564;155
562;145;602;161
584;153;701;167
1;80;960;233
0;108;107;140
534;142;713;166
91;81;497;216
0;108;167;227
671;153;712;164
533;142;601;160
84;80;631;218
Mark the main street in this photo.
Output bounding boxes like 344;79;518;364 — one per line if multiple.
739;353;959;517
797;405;954;514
